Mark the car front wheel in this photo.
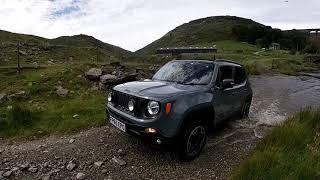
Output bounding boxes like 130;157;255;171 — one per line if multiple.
178;122;207;161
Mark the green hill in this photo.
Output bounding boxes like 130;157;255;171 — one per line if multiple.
136;16;266;54
0;30;130;65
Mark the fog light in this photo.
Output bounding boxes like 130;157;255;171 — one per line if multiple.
156;139;162;145
145;128;157;134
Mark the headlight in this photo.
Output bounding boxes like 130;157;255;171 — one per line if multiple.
107;92;112;102
128;100;135;112
147;101;160;115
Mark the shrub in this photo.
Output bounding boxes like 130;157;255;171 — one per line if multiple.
7;104;35;128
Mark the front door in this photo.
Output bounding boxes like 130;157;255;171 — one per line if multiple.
213;66;238;124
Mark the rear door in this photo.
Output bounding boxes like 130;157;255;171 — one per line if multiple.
232;66;249;112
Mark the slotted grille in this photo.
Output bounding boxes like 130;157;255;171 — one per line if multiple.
113;91;131;110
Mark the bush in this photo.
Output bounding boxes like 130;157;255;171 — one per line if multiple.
7;104;34;128
302;44;319;54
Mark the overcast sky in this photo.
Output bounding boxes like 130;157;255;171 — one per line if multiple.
0;0;319;51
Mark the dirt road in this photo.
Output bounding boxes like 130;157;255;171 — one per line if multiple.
0;74;320;180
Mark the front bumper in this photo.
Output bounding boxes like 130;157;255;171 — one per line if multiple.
106;104;176;146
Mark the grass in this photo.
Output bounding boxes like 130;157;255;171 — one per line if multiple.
0;64;107;139
231;108;320;180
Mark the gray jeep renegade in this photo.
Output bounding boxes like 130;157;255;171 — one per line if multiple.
107;59;252;161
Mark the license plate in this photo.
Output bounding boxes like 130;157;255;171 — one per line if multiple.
109;116;126;132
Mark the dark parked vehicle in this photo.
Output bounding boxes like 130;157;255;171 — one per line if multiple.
106;59;253;161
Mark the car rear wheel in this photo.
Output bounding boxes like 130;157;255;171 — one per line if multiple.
178;122;207;161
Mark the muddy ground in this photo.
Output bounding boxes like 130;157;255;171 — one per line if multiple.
0;74;320;180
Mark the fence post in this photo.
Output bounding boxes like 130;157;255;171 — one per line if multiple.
17;42;21;75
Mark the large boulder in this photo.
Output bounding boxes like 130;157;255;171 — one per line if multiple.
100;74;117;84
8;91;29;101
85;68;103;81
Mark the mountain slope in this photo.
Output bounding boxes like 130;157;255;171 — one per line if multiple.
49;34;131;57
136;16;266;54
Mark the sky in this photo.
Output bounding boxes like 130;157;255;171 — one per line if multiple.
0;0;319;51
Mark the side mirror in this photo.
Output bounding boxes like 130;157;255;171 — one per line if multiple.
222;79;234;89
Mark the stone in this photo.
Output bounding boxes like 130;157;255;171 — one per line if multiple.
66;161;77;171
94;161;104;167
110;61;121;66
85;68;102;81
56;86;69;97
76;172;86;180
0;93;7;103
73;114;79;118
28;167;38;173
12;167;19;171
98;82;107;90
20;164;29;170
2;170;12;177
8;91;29;101
117;149;126;156
69;139;75;143
101;169;108;174
42;174;51;180
111;156;126;166
100;74;117;84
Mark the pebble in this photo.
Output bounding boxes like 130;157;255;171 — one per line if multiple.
67;161;77;171
42;174;51;180
3;170;13;177
94;161;104;167
28;167;38;173
111;156;126;166
69;139;75;144
76;172;86;180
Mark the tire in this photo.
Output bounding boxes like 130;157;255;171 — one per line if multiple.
177;121;207;161
240;100;251;118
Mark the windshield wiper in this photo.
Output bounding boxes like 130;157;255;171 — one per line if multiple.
182;82;207;85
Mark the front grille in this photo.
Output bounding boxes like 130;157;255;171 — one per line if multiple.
112;90;145;116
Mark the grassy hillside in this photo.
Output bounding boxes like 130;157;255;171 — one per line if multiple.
0;30;130;66
137;16;265;54
231;108;320;179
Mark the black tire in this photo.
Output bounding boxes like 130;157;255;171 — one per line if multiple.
240;100;251;118
177;121;207;161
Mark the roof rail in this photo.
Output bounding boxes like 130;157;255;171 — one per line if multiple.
214;59;243;66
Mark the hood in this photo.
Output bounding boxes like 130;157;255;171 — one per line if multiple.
113;80;207;98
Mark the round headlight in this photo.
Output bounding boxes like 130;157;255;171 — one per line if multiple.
107;92;112;102
147;101;160;115
128;100;135;112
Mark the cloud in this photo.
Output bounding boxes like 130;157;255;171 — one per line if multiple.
0;0;319;51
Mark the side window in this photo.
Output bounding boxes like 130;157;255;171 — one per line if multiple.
234;67;247;85
216;66;233;87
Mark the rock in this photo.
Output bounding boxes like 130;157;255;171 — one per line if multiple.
100;74;117;84
0;171;3;178
94;161;104;167
101;169;108;174
8;91;29;101
73;114;79;118
0;93;7;103
42;174;51;180
149;65;160;72
76;172;86;180
28;167;38;173
28;82;33;87
2;170;12;177
56;86;69;97
20;164;29;170
66;161;77;171
69;139;75;143
85;68;102;81
111;156;126;166
19;50;27;55
117;149;126;156
91;84;99;91
12;167;19;172
98;82;107;90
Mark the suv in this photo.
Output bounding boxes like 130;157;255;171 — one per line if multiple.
106;59;252;161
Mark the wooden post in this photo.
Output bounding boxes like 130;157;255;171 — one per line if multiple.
17;42;21;75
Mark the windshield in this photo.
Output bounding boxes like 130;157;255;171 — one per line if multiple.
152;61;215;85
